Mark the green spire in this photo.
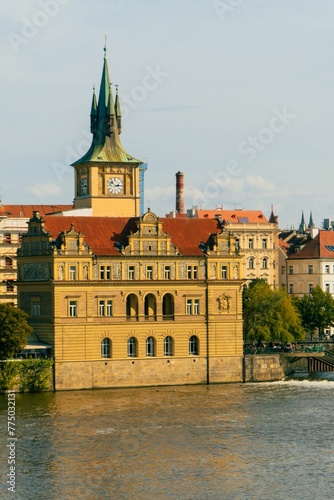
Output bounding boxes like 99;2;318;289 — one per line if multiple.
72;43;141;166
114;84;122;134
90;86;97;134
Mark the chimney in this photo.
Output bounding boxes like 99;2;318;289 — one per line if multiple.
175;171;185;214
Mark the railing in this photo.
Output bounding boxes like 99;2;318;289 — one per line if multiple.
244;345;324;355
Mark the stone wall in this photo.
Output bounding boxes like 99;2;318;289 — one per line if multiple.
55;355;244;390
244;354;294;382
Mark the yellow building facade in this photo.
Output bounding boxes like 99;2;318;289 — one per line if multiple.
17;211;244;390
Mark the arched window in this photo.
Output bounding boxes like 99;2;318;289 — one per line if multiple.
127;337;137;357
164;336;173;356
249;257;254;269
144;294;156;321
146;337;155;357
162;294;174;320
262;258;268;269
126;294;138;321
101;338;111;358
189;335;199;355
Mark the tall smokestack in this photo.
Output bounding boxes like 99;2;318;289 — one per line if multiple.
175;171;185;214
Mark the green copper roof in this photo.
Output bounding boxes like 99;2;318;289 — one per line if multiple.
72;46;141;166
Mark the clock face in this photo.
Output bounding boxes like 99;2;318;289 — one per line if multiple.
107;177;123;194
81;177;88;195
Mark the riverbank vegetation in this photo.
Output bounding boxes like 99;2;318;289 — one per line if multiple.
0;359;53;392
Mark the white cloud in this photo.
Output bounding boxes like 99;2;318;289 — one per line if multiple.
28;183;63;198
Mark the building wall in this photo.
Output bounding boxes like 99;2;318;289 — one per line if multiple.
17;212;245;390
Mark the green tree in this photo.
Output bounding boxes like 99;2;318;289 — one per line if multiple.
295;286;334;340
243;280;304;344
0;304;32;360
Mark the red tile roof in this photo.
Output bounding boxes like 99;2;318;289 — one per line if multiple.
288;231;334;259
195;209;268;223
42;216;224;256
0;205;72;218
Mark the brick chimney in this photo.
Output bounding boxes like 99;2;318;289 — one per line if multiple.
175;171;185;214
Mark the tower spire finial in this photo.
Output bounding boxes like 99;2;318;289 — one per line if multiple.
104;35;107;60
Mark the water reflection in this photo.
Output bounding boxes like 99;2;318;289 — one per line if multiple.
1;379;334;499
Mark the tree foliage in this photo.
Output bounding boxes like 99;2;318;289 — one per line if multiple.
243;280;304;343
0;304;32;360
295;286;334;340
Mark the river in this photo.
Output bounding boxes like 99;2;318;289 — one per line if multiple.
1;373;334;499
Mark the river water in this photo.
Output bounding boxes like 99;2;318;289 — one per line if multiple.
1;373;334;500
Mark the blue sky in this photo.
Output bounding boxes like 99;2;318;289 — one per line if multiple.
1;0;334;229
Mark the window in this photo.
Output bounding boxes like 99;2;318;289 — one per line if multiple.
325;283;330;293
189;335;199;355
186;299;200;315
31;299;40;317
162;294;174;320
144;294;156;320
127;337;137;357
164;336;173;356
69;266;77;280
289;266;293;275
281;266;285;275
262;238;267;249
5;280;14;292
146;337;155;357
187;266;198;279
100;266;111;280
164;266;171;280
69;300;77;317
221;266;227;279
235;238;240;251
101;338;111;358
308;265;313;274
5;257;13;269
249;257;254;269
325;265;330;274
99;299;113;317
146;266;153;280
308;284;314;294
289;284;294;294
4;233;11;244
128;266;135;280
126;294;138;320
262;258;268;269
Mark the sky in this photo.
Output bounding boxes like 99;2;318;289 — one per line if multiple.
1;0;334;229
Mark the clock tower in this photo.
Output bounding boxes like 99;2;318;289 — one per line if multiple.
72;45;142;217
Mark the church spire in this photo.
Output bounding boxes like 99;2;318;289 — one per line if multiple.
72;43;141;166
90;86;97;134
308;210;315;229
299;211;306;233
114;84;122;134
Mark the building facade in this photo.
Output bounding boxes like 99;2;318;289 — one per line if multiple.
17;211;245;390
187;208;279;288
0;205;71;304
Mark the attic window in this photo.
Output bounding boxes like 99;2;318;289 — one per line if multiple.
7;211;12;215
204;214;208;218
258;214;263;218
231;214;236;218
238;217;249;223
325;245;334;252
